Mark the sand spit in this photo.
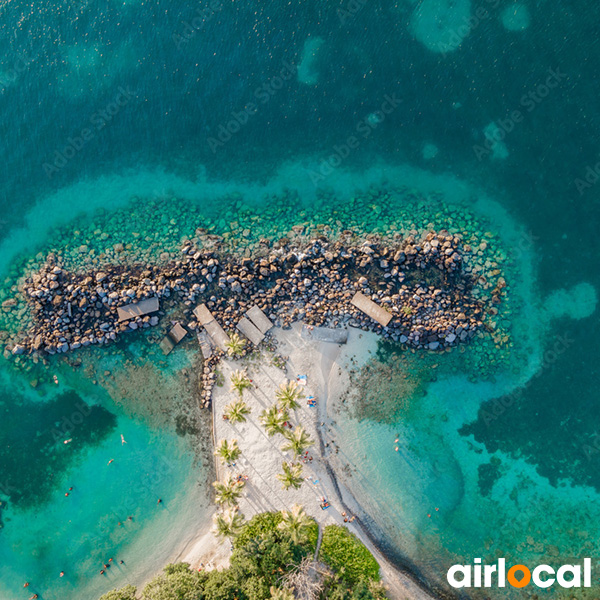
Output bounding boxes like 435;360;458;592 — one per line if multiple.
177;323;440;600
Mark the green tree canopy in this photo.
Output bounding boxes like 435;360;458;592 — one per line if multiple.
319;525;380;584
98;586;137;600
141;563;208;600
278;504;314;544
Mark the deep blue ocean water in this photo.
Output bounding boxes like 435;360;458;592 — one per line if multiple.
1;0;600;598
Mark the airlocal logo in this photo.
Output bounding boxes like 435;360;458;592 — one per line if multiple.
447;558;592;589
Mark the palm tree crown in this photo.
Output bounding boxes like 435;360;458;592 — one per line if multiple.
275;380;304;411
259;405;290;437
277;461;304;491
281;425;314;458
213;506;245;541
230;368;252;398
214;438;241;465
224;398;251;424
278;504;313;543
213;472;245;506
225;332;246;358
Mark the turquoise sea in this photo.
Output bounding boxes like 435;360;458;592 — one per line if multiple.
1;1;600;599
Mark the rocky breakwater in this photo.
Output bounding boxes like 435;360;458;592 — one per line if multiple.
7;229;499;402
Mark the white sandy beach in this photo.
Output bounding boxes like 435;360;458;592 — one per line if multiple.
179;323;436;600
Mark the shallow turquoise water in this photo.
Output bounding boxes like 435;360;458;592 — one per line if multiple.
0;346;209;600
1;0;600;598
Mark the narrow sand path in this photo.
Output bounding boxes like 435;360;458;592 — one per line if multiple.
183;323;439;600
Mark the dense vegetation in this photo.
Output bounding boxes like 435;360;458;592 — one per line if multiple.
319;525;381;585
99;512;386;600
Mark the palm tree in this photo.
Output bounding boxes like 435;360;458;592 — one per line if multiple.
269;586;295;600
277;461;304;491
259;405;290;437
281;426;314;459
278;504;313;543
214;438;241;465
224;398;251;424
225;332;246;358
230;368;252;397
213;506;245;541
213;472;245;506
276;380;304;411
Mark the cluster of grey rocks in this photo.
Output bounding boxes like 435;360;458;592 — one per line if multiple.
9;230;491;362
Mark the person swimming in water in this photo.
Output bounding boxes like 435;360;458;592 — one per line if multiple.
121;434;127;445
